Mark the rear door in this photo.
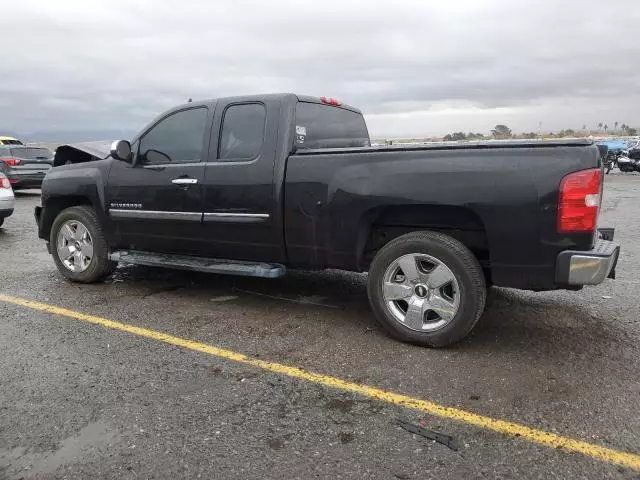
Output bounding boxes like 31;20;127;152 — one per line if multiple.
200;98;284;262
106;105;211;254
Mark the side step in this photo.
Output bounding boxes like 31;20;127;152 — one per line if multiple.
109;250;286;278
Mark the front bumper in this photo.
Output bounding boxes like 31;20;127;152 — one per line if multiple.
556;229;620;286
0;208;13;218
0;197;14;218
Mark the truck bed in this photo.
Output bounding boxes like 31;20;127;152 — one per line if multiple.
285;139;601;290
294;139;593;155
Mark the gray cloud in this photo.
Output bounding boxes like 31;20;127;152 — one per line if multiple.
2;0;639;138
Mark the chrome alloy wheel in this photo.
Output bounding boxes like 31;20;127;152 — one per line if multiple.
382;253;460;332
56;220;94;272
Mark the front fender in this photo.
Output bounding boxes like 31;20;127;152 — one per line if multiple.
39;159;113;241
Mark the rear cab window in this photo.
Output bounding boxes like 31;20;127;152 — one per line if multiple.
294;102;370;149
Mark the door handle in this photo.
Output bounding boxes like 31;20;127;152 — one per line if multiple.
171;178;198;185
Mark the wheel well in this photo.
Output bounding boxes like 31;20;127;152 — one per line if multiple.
358;205;491;283
41;196;92;239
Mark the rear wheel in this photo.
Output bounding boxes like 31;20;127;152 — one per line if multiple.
367;231;486;347
50;206;116;282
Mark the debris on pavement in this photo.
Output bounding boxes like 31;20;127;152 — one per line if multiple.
233;288;339;308
209;295;239;302
396;418;460;451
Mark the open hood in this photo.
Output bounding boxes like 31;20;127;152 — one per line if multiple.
53;140;113;167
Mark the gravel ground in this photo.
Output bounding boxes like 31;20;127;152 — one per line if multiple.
0;173;638;479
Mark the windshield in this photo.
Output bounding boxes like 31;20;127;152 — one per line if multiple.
9;147;53;159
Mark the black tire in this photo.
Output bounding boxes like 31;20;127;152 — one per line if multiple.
367;231;486;348
50;205;116;283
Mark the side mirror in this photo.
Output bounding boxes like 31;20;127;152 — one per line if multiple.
110;140;132;162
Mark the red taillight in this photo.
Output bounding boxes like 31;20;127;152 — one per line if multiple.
0;177;10;188
320;96;342;106
558;168;602;233
1;157;20;166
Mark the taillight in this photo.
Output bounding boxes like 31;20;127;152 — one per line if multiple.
320;96;342;106
1;157;20;166
0;176;10;188
558;168;602;233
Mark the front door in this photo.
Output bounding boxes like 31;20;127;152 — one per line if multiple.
106;105;211;254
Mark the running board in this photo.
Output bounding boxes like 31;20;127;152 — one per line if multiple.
109;250;286;278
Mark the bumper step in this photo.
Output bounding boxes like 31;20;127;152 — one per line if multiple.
109;250;286;278
556;237;619;286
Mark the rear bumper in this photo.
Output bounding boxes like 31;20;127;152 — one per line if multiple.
8;172;45;189
555;229;619;286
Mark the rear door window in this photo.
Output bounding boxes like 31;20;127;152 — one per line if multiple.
294;102;370;149
218;103;266;161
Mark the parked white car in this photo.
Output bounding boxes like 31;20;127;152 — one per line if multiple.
0;172;15;227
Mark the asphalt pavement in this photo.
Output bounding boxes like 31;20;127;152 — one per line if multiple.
0;174;639;479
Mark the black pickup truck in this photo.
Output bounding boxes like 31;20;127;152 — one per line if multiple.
35;93;620;347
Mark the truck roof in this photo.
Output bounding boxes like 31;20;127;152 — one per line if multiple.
171;93;363;114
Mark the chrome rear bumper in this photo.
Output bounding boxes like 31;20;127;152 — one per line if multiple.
556;230;619;286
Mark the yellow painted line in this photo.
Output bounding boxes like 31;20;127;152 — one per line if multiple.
1;293;638;471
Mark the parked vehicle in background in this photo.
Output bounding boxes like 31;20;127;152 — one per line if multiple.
0;136;24;146
599;139;627;158
617;149;640;173
35;93;620;347
623;140;640;159
0;173;15;227
0;146;53;189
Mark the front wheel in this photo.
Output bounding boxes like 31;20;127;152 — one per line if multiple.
367;231;486;347
50;205;116;283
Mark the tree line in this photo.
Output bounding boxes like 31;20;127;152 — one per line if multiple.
442;124;637;141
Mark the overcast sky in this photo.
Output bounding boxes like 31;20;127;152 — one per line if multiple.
2;0;640;138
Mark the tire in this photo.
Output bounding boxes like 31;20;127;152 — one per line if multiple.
50;205;116;283
367;231;486;348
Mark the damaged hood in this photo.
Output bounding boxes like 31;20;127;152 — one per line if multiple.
53;140;113;167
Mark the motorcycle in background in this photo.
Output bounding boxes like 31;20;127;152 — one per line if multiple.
617;149;640;173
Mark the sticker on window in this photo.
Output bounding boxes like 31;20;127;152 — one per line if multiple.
295;125;307;136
